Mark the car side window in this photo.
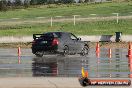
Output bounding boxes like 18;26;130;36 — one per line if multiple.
70;33;77;40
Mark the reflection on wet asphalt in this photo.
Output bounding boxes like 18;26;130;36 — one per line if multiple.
0;48;131;78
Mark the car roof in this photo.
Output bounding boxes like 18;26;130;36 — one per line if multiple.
44;32;71;34
43;32;72;38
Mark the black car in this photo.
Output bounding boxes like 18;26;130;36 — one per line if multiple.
31;32;89;57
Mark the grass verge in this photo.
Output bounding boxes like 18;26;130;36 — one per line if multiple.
0;2;132;36
0;2;132;19
0;19;132;36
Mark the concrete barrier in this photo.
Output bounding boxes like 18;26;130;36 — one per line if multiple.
79;35;132;42
0;36;32;43
0;35;132;43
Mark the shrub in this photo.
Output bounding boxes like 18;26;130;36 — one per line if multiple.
14;0;22;6
0;0;7;11
24;0;30;8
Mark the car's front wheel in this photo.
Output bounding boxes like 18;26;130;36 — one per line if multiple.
80;45;89;56
35;51;44;57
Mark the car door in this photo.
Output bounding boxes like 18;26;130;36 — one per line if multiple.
70;33;83;52
69;33;79;52
62;33;76;53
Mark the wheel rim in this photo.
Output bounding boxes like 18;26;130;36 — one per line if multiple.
82;46;89;56
64;46;69;55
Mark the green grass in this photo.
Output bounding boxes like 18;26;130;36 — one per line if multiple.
0;19;132;36
0;2;132;36
0;2;132;19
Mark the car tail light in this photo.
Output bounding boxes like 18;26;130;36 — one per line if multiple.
52;38;59;46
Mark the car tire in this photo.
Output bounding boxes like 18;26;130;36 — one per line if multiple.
63;45;69;55
80;45;89;56
35;51;44;57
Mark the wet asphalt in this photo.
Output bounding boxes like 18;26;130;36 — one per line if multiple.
0;48;131;78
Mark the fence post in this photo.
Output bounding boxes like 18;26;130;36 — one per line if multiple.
74;15;76;26
51;17;53;27
73;15;80;26
112;13;119;24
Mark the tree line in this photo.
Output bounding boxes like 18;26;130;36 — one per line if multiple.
0;0;78;11
0;0;131;11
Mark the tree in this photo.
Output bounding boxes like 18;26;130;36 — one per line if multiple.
30;0;56;5
7;0;12;6
79;0;85;3
61;0;75;3
47;0;55;4
30;0;37;5
24;0;30;8
85;0;91;2
0;0;7;11
37;0;48;4
55;0;63;4
14;0;22;6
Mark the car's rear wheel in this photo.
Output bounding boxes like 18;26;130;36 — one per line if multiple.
35;51;44;57
63;46;69;55
80;45;89;56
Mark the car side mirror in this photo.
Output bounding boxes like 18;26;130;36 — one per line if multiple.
77;38;81;41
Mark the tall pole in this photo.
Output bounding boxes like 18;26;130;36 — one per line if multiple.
51;17;53;27
73;15;80;26
74;15;76;26
112;13;119;24
117;13;119;24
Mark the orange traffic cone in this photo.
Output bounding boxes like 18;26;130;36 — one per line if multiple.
18;47;21;56
108;48;112;58
96;42;100;53
128;57;132;78
128;42;132;57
